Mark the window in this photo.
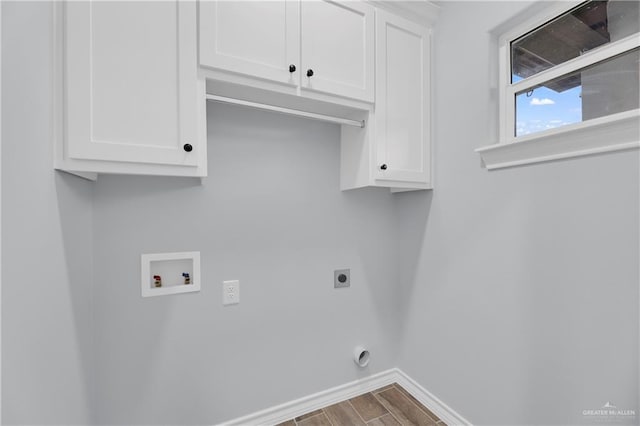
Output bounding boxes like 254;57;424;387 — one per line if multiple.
477;0;640;170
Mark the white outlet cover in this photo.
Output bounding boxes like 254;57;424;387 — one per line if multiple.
223;280;239;306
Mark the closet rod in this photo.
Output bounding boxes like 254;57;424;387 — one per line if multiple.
206;94;365;128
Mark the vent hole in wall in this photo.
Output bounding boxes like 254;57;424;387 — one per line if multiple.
354;347;370;368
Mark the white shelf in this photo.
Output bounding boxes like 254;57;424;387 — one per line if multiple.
476;110;640;170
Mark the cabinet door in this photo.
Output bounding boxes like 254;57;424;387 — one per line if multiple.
199;1;300;86
375;11;431;185
300;1;374;103
64;1;200;167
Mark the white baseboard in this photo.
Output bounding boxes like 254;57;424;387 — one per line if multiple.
218;368;472;426
394;369;472;426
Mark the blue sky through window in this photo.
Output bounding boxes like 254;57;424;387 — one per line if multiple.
513;74;582;137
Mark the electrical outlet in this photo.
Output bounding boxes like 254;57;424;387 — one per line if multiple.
334;269;350;288
223;280;239;305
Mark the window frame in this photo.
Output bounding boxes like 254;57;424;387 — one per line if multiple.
477;0;640;170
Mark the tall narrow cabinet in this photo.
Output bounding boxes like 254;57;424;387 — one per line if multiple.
341;9;432;191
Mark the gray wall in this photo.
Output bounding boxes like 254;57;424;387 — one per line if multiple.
1;2;94;424
2;1;638;425
91;103;401;424
396;2;639;425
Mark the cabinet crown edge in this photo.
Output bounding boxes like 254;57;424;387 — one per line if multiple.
368;0;440;27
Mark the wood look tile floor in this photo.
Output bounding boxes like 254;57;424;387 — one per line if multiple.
276;383;446;426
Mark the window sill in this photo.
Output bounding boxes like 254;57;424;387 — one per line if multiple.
476;110;640;170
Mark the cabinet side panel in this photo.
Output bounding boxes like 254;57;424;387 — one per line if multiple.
340;119;372;190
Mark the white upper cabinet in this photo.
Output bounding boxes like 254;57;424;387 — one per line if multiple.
199;0;375;104
58;1;206;178
199;1;300;87
54;0;433;188
300;1;374;102
340;9;432;191
374;10;431;186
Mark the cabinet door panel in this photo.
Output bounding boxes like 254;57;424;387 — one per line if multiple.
300;0;374;102
199;1;299;86
65;1;199;166
375;11;430;184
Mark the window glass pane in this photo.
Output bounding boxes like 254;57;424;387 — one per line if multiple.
515;48;639;137
511;0;639;83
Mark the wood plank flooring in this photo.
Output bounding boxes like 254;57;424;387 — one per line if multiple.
276;383;446;426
